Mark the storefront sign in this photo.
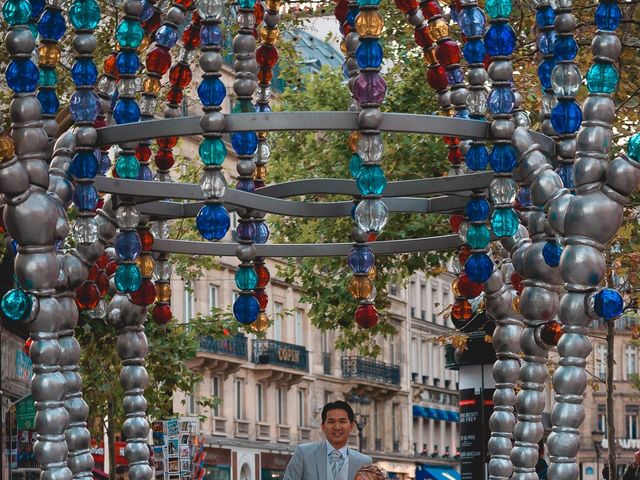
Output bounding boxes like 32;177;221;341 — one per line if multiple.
16;395;36;430
276;347;300;364
91;440;129;465
261;452;291;471
205;447;231;465
458;388;493;480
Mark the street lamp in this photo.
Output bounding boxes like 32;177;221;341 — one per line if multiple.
592;430;605;478
356;416;367;453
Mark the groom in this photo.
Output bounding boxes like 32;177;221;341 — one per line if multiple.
283;401;372;480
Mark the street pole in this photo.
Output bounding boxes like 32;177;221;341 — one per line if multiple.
607;318;617;480
595;443;600;480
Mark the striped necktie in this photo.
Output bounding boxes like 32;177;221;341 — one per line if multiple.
329;450;344;479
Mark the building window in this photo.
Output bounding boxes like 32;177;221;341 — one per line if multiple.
597;344;607;380
431;287;439;323
209;284;218;312
627;406;639;439
321;331;329;353
235;379;244;420
298;388;306;427
211;376;221;417
597;404;607;438
256;383;264;422
389;283;399;296
392;403;399;442
294;309;304;345
625;345;638;379
277;386;286;425
420;283;427;319
188;394;197;415
390;338;397;365
273;302;283;341
324;390;331;405
183;282;194;323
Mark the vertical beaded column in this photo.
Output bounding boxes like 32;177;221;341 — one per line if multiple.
536;1;557;138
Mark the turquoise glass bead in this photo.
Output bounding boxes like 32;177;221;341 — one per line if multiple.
491;207;519;237
115;264;142;293
358;0;381;5
3;0;31;26
1;289;32;321
349;154;362;179
199;138;227;166
116;154;140;179
39;68;57;87
356;165;386;195
116;19;144;48
586;63;619;94
466;224;491;249
485;0;512;19
69;0;101;30
235;266;258;290
627;133;640;161
237;0;256;7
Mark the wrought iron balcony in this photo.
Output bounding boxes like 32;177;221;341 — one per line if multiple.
341;356;401;386
252;339;309;373
199;334;248;359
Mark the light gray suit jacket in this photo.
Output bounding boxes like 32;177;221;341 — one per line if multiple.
283;442;372;480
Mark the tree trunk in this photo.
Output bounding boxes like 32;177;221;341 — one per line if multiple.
607;319;617;480
108;401;116;480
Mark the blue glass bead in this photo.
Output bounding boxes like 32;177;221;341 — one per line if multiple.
155;24;178;48
356;165;386;195
71;59;98;86
459;7;485;37
99;152;111;175
233;294;259;324
535;5;554;27
342;63;350;80
235;266;258;290
231;132;258;155
114;264;142;293
73;183;98;211
466;145;489;171
537;31;556;56
37;89;59;115
115;154;140;179
70;90;100;123
253;222;270;244
491;208;519;237
346;8;359;27
140;0;154;21
6;59;39;93
488;87;515;114
116;19;144;48
199;138;227;166
555;163;575;189
593;289;624;320
69;0;101;29
551;100;582;135
465;253;493;283
485;0;512;19
462;39;486;64
627;133;640;161
113;98;141;124
115;231;142;261
116;51;140;75
542;240;562;267
11;240;18;255
1;289;32;321
595;2;621;31
484;23;516;57
455;109;470;119
196;203;230;241
356;39;383;69
71;151;99;179
38;9;66;40
586;63;619;94
3;0;30;25
465;198;490;221
451;6;459;23
554;35;578;61
200;24;223;46
350;202;358;221
349;154;362;179
489;144;516;173
236;179;255;192
517;187;531;207
467;224;491;249
198;77;226;106
447;68;465;86
256;103;271;113
30;0;44;18
39;68;57;87
537;58;555;89
137;164;153;181
348;246;375;274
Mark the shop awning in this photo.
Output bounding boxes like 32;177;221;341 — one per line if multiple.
412;405;459;422
417;466;460;480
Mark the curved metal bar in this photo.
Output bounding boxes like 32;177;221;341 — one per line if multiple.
95;112;555;154
152;234;462;257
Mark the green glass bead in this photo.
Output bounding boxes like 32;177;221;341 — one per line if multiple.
586;63;619;94
199;138;227;166
491;207;519;237
628;133;640;161
356;165;386;195
349;154;362;179
116;154;140;179
69;0;101;30
466;224;491;249
485;0;512;18
232;99;254;113
1;289;32;321
28;22;37;37
116;19;144;48
39;67;58;87
238;0;256;8
3;0;31;26
235;266;257;290
115;264;142;293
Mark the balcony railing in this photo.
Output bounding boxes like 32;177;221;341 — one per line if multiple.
322;352;332;375
200;334;248;359
341;356;401;386
252;339;309;372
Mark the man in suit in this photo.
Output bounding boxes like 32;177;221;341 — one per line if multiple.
284;401;372;480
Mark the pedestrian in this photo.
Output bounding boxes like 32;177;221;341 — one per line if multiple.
283;401;372;480
536;441;548;480
623;450;640;480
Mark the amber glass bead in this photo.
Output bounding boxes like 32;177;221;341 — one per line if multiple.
395;0;418;13
156;282;171;302
255;164;268;179
266;0;282;10
355;11;384;37
251;312;270;333
138;34;151;52
260;27;280;45
136;254;155;277
0;134;15;162
451;299;472;321
512;295;521;314
38;43;61;67
348;131;361;152
258;131;268;140
75;283;100;310
104;53;119;77
257;68;273;84
367;265;377;281
138;230;154;251
96;272;109;297
142;76;161;95
154;149;175;170
458;245;471;264
429;19;450;41
176;0;192;8
334;0;348;23
348;276;373;300
254;2;264;24
340;40;347;55
423;47;437;65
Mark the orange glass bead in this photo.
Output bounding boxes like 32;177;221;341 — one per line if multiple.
348;276;373;300
367;265;377;280
104;53;118;77
156;282;171;303
38;43;61;67
340;40;347;55
451;299;473;321
512;295;521;314
348;131;361;152
355;10;384;37
428;19;450;41
265;0;281;10
539;320;563;347
136;254;155;277
0;134;15;162
258;131;268;140
142;76;161;95
423;47;437;65
138;34;151;52
255;164;268;179
260;27;280;45
251;312;270;333
257;69;273;84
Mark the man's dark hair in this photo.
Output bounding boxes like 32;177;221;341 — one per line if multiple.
321;401;355;424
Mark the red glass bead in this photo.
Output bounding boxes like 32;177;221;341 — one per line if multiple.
96;253;110;270
111;167;119;178
257;68;273;84
355;303;378;329
540;321;563;346
426;65;448;91
94;117;107;130
436;40;461;67
395;0;418;13
87;263;99;282
254;289;269;310
367;232;378;242
254;180;266;189
334;0;349;24
192;11;201;22
138;229;154;251
154;149;175;170
157;137;178;149
457;273;483;299
167;88;184;106
96;271;109;297
443;136;460;146
106;260;118;277
254;1;264;24
142;10;161;33
449;214;463;233
414;26;432;49
256;45;279;69
421;1;442;18
23;337;33;354
511;272;524;293
152;303;172;325
146;46;171;76
136;144;152;162
169;64;192;89
175;0;192;9
75;282;100;310
342;23;353;36
483;54;491;71
223;328;230;336
255;264;270;288
448;146;462;165
451;299;472;321
458;245;471;264
97;197;104;210
182;23;201;49
453;0;462;14
103;53;119;78
131;279;157;306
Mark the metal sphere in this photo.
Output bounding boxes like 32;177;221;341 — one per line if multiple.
592;32;622;62
201;51;224;72
449;88;468;108
563;191;622;243
582;96;615;124
530;169;563;207
233;78;257;97
606;154;640;196
263;12;280;28
123;395;148;414
547;192;572;235
491;119;515;140
236;243;257;261
467;68;488;85
407;12;425;27
122;417;150;442
233;58;258;75
73;34;97;54
358;108;383;129
10;95;42;123
573;155;606;187
556;137;576;159
31;372;66;403
511;127;534;154
6;28;36;55
488;60;513;81
123;0;144;16
560;244;606;286
233;34;256;54
165;6;185;24
116;332;149;360
554;13;576;33
577;125;612;153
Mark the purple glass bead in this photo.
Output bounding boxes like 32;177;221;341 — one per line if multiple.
237;221;256;241
353;72;387;105
236;179;255;192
